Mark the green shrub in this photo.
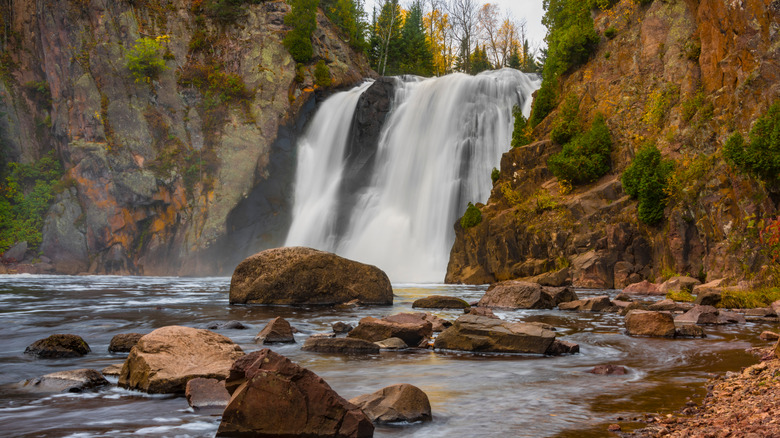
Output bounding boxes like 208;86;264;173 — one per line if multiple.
642;84;679;127
23;81;52;108
719;287;780;309
529;78;557;127
314;60;332;87
511;106;531;148
126;36;169;83
460;202;482;229
723;102;780;187
684;40;701;61
622;143;674;225
666;290;695;302
284;0;319;63
548;113;612;185
550;94;581;145
295;63;305;83
604;26;617;39
491;167;500;184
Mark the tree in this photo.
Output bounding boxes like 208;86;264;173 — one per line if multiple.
469;44;491;74
399;1;435;76
508;44;521;69
477;3;500;66
321;0;368;51
284;0;319;63
370;0;403;75
424;6;453;75
447;0;479;73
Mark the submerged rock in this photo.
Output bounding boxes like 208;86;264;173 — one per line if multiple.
349;384;432;424
625;310;676;338
206;320;248;330
589;365;628;375
218;349;373;437
433;314;561;355
332;322;354;333
254;317;295;344
302;337;380;354
108;333;144;353
412;295;470;309
185;378;230;410
22;368;108;393
545;339;580;355
25;334;91;358
348;314;433;347
118;326;245;394
229;247;393;306
675;324;707;338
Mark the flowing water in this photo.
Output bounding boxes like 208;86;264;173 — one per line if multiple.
0;275;771;437
286;69;540;282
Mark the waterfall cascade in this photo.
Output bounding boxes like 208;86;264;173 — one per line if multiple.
285;69;541;282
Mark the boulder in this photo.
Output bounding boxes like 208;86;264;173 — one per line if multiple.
615;292;632;302
692;279;724;294
660;276;702;293
622;280;662;295
675;305;746;325
229;247;393;306
744;307;777;317
374;337;408;350
625;310;676;337
302;337;380;354
542;286;579;306
613;261;634;289
694;290;722;306
526;266;571;287
2;241;27;262
218;349;373;437
760;331;779;341
478;281;555;309
332;322;354;333
618;301;647;316
545;339;580;355
254;317;295;344
465;307;498;318
433;315;558;354
185;378;231;410
383;312;451;332
772;300;780;316
206;320;248;330
24;334;91;358
348;315;432;347
412;295;470;309
648;299;693;312
571;250;614;289
108;333;144;353
101;364;123;376
558;296;612;312
22;368;108;393
588;365;627;375
675;325;707;338
118;326;245;394
349;384;432;424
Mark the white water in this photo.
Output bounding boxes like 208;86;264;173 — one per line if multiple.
286;69;540;282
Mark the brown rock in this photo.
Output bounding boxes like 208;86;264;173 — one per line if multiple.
775;339;780;359
660;276;702;293
692;279;724;294
615;292;632;302
675;305;746;325
558;296;612;312
206;320;248;330
349;384;432;424
589;365;628;375
648;299;693;312
542;286;579;305
24;334;91;358
694;290;722;306
675;325;707;338
118;326;245;394
625;310;676;337
229;247;393;306
744;307;777;317
545;339;580;355
348;315;432;347
108;333;144;353
772;300;780;316
302;337;380;354
760;331;779;341
433;314;558;354
383;312;451;332
608;424;622;432
332;322;354;333
185;378;230;410
218;349;373;437
465;307;498;318
613;261;635;289
478;281;555;309
412;295;470;309
101;364;124;376
622;280;662;295
618;301;647;316
571;251;614;289
527;266;571;287
22;368;109;393
374;337;408;349
254;317;295;344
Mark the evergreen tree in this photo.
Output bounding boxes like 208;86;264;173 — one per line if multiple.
508;44;521;70
470;44;492;74
398;1;434;76
283;0;319;63
321;0;368;52
369;0;403;75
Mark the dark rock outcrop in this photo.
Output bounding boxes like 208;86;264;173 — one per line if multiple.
302;337;380;354
22;369;109;393
108;333;144;353
229;247;393;305
254;317;296;344
412;295;470;309
349;384;432;424
218;349;373;437
433;314;564;355
25;334;90;358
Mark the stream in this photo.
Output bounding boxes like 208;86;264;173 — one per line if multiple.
0;275;771;437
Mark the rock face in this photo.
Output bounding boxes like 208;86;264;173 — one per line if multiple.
108;333;144;353
349;384;432;424
22;369;109;393
229;247;393;305
218;349;373;437
625;310;676;337
348;315;433;347
118;326;245;394
433;315;562;355
24;334;91;358
185;378;231;410
254;317;296;344
302;337;380;355
412;295;470;309
477;281;555;309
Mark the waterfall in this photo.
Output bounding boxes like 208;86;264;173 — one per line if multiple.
286;69;540;283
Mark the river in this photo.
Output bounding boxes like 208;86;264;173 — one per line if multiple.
0;275;769;437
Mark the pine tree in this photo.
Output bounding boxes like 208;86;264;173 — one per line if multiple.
470;44;492;74
508;44;521;70
369;0;403;75
398;1;434;76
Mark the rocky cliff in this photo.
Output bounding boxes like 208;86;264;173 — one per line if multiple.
447;0;780;287
0;0;373;275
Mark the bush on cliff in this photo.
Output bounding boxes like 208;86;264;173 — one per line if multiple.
126;36;170;83
550;94;581;145
314;60;332;87
622;143;674;225
460;202;482;229
512;106;531;148
723;102;780;188
547;113;612;185
284;0;319;63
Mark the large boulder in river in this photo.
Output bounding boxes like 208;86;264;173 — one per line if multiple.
218;349;373;437
229;247;393;305
433;314;559;354
22;368;109;393
412;295;470;309
622;280;662;295
118;326;245;394
348;314;433;347
302;337;380;354
477;281;555;309
624;310;676;337
349;384;432;424
254;317;295;344
558;296;613;312
24;334;90;358
384;312;451;332
185;378;231;410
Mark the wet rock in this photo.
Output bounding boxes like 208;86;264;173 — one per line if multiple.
589;365;628;375
229;247;393;306
185;378;230;410
545;339;579;355
465;307;498;318
101;364;123;376
694;290;722;306
608;424;622;432
433;314;557;355
118;326;245;394
349;384;432;424
24;334;91;358
218;349;373;437
108;333;144;353
648;299;693;312
421;313;452;332
348;315;433;347
542;286;579;306
558;296;612;312
772;300;780;316
2;241;27;262
675;325;707;338
478;281;556;309
660;276;701;293
675;305;746;325
745;307;777;317
625;310;676;337
760;331;779;341
374;337;408;350
692;279;724;294
412;295;470;309
619;301;647;316
383;312;451;333
622;280;662;295
206;320;248;330
615;292;632;302
302;337;380;354
333;322;354;333
571;250;615;289
526;266;571;287
22;368;109;393
254;317;296;344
